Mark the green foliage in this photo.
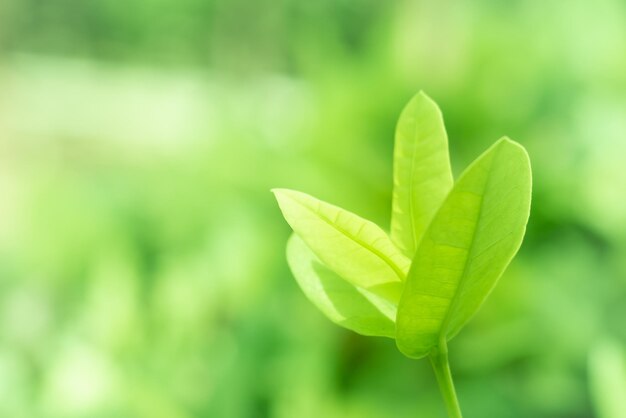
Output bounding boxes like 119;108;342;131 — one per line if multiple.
391;91;453;258
275;93;531;346
273;188;410;304
274;92;532;417
397;138;531;358
287;234;396;338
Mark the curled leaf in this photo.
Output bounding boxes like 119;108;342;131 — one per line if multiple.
287;234;396;338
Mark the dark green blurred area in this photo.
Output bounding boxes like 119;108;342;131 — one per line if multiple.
1;1;626;417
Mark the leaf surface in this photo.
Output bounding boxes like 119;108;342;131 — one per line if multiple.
273;188;410;303
287;234;396;338
391;91;454;257
396;138;532;358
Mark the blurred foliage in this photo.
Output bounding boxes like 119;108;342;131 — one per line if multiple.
1;0;626;417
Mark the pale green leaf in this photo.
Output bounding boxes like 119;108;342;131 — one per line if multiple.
396;138;532;358
273;188;410;304
391;91;454;257
287;234;396;338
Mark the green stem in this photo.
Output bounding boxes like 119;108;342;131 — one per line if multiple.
428;340;463;418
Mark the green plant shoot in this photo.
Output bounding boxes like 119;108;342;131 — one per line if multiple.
273;91;532;418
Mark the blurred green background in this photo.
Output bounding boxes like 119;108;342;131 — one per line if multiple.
1;1;626;417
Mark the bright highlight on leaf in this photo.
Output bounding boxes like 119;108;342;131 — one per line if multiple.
273;91;532;418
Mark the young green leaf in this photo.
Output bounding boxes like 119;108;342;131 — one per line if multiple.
396;138;532;358
273;188;410;304
287;234;396;338
391;91;454;258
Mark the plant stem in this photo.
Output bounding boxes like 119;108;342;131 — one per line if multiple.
429;340;463;418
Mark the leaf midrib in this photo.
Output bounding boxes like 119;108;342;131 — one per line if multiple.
407;107;422;253
435;147;500;344
294;197;406;282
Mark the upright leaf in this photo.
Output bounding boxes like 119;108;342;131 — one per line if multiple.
273;188;410;304
396;138;532;358
391;91;454;258
287;234;396;338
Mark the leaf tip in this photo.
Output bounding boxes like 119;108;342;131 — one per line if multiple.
495;137;531;166
271;187;293;200
412;90;435;106
495;136;524;150
272;188;310;219
271;188;294;212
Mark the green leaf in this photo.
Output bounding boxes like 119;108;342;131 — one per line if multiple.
391;91;454;258
287;234;396;338
396;138;532;358
273;188;410;304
